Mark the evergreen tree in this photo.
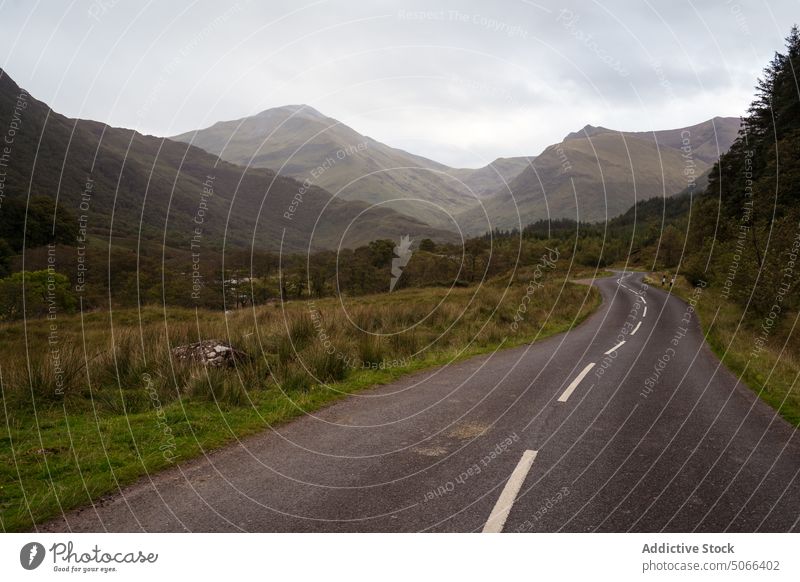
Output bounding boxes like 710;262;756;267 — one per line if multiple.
692;25;800;315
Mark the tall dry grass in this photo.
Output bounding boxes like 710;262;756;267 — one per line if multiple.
0;269;600;531
0;271;598;419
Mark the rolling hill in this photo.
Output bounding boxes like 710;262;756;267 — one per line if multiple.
455;117;741;234
171;106;532;228
0;69;455;255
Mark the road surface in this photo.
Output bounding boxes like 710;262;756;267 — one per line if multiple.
41;272;800;532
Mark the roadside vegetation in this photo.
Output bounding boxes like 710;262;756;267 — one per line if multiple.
0;265;599;532
647;273;800;427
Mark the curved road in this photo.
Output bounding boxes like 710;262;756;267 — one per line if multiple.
42;272;800;532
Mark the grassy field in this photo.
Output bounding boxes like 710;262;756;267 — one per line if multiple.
646;273;800;427
0;269;600;531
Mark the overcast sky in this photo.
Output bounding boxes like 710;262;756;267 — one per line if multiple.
0;0;796;167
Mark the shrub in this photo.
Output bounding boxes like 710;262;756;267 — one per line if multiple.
0;270;76;320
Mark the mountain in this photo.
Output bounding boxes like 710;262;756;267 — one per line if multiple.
0;69;455;255
563;118;739;163
171;106;531;228
455;117;741;233
449;156;534;197
619;116;742;164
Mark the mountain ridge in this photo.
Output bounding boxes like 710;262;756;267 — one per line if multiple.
0;69;456;255
171;106;533;227
454;116;741;233
173;106;739;235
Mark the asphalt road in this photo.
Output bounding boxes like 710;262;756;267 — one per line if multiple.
41;272;800;532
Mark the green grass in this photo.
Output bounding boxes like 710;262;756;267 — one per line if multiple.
570;269;615;280
645;273;800;427
0;271;600;531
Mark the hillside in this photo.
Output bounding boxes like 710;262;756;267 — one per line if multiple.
455;117;740;233
171;106;531;227
449;156;533;197
0;70;454;254
622;116;741;164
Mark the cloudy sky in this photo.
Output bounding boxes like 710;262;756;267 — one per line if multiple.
0;0;795;167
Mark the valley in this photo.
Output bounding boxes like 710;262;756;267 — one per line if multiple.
0;19;799;539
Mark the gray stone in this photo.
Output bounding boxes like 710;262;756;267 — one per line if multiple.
171;339;247;368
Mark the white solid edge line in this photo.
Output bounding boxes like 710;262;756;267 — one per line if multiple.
631;321;642;335
557;362;596;403
643;306;648;318
482;449;538;533
604;340;626;355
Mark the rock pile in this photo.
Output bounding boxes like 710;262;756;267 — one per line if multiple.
171;340;247;368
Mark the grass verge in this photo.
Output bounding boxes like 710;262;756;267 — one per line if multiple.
0;272;600;531
645;272;800;427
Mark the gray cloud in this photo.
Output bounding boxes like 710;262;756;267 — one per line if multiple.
0;0;794;167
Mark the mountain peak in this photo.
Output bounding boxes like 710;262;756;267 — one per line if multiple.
564;124;610;140
256;104;328;121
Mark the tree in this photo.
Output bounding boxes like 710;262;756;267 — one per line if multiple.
659;225;682;268
0;196;76;252
0;239;12;277
692;25;800;315
418;238;436;252
0;270;76;320
368;239;395;268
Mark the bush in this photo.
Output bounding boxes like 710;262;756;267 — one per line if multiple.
0;270;76;320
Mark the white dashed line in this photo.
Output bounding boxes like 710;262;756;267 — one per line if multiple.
643;306;648;318
604;340;626;355
557;363;596;402
641;297;646;304
482;449;538;533
631;321;642;335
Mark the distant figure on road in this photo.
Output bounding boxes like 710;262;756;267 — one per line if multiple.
661;275;666;286
670;277;675;287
